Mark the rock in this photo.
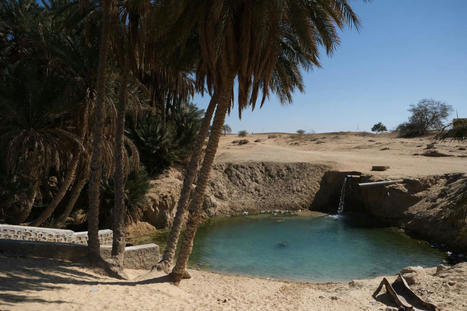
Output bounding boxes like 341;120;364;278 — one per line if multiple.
385;307;398;311
233;139;249;145
436;264;449;275
448;280;456;286
371;165;390;171
276;241;288;248
422;150;452;157
401;266;424;274
403;272;418;285
330;296;338;301
254;139;262;142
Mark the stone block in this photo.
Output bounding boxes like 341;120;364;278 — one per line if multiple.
100;244;160;270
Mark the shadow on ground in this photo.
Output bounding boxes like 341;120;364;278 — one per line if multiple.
0;256;172;307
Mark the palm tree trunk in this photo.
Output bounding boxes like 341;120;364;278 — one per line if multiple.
31;152;80;227
171;82;232;284
111;53;130;268
88;0;112;263
155;93;218;273
54;156;90;228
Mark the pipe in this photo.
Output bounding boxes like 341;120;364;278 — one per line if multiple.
358;180;402;188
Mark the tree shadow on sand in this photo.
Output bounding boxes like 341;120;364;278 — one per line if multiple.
0;256;174;307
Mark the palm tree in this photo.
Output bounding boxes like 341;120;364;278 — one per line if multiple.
0;62;83;224
110;0;145;268
87;0;113;265
222;124;232;136
156;37;307;271
155;96;217;273
166;0;360;284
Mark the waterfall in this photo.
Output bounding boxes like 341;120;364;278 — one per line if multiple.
337;176;348;214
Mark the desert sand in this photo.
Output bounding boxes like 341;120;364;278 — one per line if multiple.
217;132;467;178
1;132;466;311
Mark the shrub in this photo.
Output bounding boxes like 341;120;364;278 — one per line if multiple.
436;123;467;141
371;122;387;133
397;99;452;137
101;168;152;224
238;130;248;137
296;129;305;135
396;122;425;138
127;103;203;176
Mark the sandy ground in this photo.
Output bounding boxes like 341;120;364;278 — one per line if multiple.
1;256;466;311
216;133;467;178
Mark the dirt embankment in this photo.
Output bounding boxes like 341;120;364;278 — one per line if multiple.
358;173;467;253
143;162;329;228
141;163;467;253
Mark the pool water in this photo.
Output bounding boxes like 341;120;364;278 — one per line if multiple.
188;214;446;282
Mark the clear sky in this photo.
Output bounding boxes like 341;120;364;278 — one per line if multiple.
193;0;467;133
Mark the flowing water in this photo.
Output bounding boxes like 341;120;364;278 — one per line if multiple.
189;214;446;282
337;176;348;214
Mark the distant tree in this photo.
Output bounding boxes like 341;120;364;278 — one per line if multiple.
222;124;232;136
238;130;248;137
371;122;387;133
397;99;452;137
296;129;305;135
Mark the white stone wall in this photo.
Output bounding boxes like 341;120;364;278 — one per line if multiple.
0;224;113;245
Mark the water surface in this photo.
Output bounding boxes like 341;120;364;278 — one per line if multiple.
189;214;445;282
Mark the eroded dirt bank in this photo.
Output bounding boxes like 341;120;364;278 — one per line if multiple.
143;162;329;228
141;161;467;253
357;173;467;253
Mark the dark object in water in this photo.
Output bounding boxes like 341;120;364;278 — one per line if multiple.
277;241;288;248
373;274;438;311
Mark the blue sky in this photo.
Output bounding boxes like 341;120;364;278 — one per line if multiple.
193;0;467;133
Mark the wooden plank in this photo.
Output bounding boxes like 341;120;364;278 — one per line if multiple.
372;277;414;310
397;274;438;311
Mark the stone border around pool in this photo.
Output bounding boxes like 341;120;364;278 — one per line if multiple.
0;239;160;270
0;224;112;245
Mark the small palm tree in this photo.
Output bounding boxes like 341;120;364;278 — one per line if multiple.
0;62;83;224
222;125;232;136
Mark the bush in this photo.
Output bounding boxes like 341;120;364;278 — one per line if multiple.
238;130;248;137
127;103;203;176
101;168;152;224
296;129;305;135
396;122;426;138
436;124;467;141
397;99;452;137
371;122;387;133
